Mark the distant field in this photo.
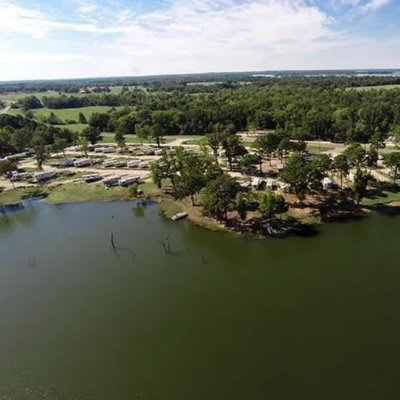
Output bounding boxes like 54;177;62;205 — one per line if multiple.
101;133;177;144
8;106;120;122
0;91;64;102
307;144;336;153
351;84;400;91
101;134;142;144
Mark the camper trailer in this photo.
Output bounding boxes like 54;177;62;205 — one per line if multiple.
127;160;140;168
103;160;116;168
119;176;140;187
74;158;91;168
34;170;57;183
103;176;120;187
82;174;101;183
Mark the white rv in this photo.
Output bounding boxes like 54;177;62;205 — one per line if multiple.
102;147;116;154
82;174;101;183
34;170;57;183
103;160;116;168
74;158;91;168
119;176;140;187
103;176;120;187
127;160;140;168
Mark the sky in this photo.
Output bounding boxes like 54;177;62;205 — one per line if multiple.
0;0;399;81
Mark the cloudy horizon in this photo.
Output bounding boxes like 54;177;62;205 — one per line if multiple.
0;0;399;81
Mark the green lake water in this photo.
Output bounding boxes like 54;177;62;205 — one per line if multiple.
0;200;399;400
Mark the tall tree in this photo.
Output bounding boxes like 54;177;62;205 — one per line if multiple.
221;134;247;171
0;159;19;190
333;154;350;189
353;168;371;205
82;126;102;145
202;174;239;221
384;152;400;184
280;153;310;203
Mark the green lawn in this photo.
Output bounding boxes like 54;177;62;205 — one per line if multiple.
0;91;62;102
362;189;400;206
0;189;25;206
101;134;143;144
307;144;336;154
8;106;121;122
351;84;400;91
47;183;130;204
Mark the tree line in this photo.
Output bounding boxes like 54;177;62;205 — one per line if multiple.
14;81;400;145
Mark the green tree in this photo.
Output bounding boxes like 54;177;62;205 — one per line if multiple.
31;134;49;170
259;192;286;219
82;126;101;145
176;153;207;205
353;168;371;205
235;193;247;221
206;125;223;162
221;133;247;171
309;154;332;191
115;131;126;152
254;132;281;166
203;174;239;221
0;159;19;190
333;154;349;189
280;153;310;203
369;130;386;152
384;152;400;184
344;144;366;168
77;134;89;158
78;112;87;124
52;137;68;159
88;113;110;132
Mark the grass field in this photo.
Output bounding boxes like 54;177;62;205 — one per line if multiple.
7;106;122;132
0;91;62;102
307;144;337;153
351;84;400;91
362;190;400;206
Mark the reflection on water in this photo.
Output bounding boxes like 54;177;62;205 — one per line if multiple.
0;201;400;400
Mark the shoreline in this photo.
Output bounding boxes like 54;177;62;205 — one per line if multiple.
2;182;399;238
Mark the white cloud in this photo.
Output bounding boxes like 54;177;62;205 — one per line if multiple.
0;0;399;80
361;0;393;13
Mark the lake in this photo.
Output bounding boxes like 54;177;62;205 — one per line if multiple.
0;200;399;400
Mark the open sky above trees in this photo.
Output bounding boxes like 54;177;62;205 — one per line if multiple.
0;0;399;81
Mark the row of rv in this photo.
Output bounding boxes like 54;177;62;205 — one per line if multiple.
82;174;140;187
58;158;149;169
66;145;164;156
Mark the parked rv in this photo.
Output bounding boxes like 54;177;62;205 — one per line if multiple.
103;160;116;168
34;170;57;183
59;159;74;168
82;174;102;183
102;147;116;154
127;160;140;168
74;158;91;168
103;176;120;187
119;176;140;187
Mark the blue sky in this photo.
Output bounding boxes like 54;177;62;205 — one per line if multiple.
0;0;399;81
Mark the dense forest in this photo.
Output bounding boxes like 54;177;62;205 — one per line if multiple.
20;82;400;141
1;70;400;94
1;75;400;158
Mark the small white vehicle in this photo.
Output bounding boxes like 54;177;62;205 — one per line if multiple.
102;147;116;154
82;174;101;183
127;160;140;168
103;160;116;168
119;176;140;187
103;176;120;187
34;170;57;183
74;158;91;168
